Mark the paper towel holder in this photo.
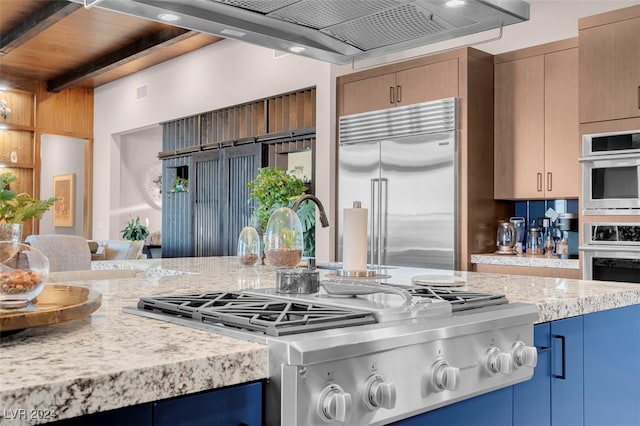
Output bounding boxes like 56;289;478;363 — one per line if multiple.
337;200;379;277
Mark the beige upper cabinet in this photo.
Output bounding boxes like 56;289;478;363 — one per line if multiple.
579;9;640;123
395;59;459;107
338;58;459;116
544;48;580;199
341;73;397;116
494;41;579;200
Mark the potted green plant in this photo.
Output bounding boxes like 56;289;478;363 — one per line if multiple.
247;167;316;258
171;177;188;192
0;172;58;241
121;216;150;241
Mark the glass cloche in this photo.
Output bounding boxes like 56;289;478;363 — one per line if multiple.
0;242;49;308
264;207;303;268
237;226;260;266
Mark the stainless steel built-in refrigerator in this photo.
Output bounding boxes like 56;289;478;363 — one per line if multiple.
338;98;458;270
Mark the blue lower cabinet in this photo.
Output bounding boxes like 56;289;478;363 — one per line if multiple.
393;387;513;426
49;382;262;426
550;315;584;426
513;323;551;426
154;382;262;426
583;304;640;426
49;403;152;425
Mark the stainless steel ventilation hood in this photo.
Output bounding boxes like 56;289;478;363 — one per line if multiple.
80;0;530;64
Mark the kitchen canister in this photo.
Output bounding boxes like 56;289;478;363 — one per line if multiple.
526;228;544;256
237;226;260;266
275;268;319;294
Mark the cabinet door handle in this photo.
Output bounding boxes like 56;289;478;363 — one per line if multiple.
547;172;552;192
396;85;402;103
637;85;639;109
389;87;395;104
537;173;543;192
552;335;567;380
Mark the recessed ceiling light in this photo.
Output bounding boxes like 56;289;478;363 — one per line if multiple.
445;0;466;7
221;29;247;38
289;46;306;53
158;13;180;22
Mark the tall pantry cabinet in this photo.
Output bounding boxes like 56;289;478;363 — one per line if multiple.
494;39;580;200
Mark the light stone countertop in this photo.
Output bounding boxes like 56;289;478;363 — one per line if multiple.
2;257;640;425
470;253;580;269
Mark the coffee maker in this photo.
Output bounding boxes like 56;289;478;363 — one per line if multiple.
557;213;579;259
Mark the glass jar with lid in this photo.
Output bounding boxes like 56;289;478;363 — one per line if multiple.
264;207;304;268
237;226;260;266
526;227;544;256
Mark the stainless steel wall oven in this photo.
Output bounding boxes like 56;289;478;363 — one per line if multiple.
580;223;640;283
580;130;640;215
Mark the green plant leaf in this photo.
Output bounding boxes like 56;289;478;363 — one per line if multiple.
121;216;150;241
0;172;58;223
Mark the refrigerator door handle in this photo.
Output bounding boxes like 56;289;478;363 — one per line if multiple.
380;177;389;267
370;178;377;266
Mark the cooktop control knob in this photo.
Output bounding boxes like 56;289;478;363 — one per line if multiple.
512;341;538;368
430;359;460;392
317;384;352;423
485;347;513;375
363;374;396;410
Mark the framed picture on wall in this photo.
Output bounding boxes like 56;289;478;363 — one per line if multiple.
53;174;74;227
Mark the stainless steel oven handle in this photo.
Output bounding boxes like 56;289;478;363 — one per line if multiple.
579;152;640;162
579;245;640;253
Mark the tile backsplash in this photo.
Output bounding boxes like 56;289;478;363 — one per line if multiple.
514;199;579;229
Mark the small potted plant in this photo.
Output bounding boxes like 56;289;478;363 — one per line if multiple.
0;172;58;241
121;216;150;242
120;216;150;260
171;177;188;192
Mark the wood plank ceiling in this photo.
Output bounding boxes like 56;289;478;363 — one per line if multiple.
0;0;223;92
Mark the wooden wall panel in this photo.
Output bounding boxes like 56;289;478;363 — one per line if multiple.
0;130;34;166
35;83;93;138
266;88;316;134
0;90;34;128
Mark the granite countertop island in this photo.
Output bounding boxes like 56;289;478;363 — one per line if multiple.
2;257;640;425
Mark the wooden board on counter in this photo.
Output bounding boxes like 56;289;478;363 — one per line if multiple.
0;284;102;333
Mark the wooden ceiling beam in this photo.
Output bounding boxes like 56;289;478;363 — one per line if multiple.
0;2;82;56
47;27;197;92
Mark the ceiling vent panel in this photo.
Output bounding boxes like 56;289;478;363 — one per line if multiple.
322;3;457;51
267;0;404;30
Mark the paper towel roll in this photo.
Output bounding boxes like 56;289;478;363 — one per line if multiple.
343;205;368;271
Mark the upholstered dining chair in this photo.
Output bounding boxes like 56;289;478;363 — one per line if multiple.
25;234;91;272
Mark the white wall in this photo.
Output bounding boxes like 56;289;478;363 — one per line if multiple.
40;134;85;236
117;125;163;237
94;39;335;260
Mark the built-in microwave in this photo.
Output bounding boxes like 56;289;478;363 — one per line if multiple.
580;223;640;284
580;130;640;215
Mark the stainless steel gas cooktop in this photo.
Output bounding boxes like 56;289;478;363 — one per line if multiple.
125;282;538;426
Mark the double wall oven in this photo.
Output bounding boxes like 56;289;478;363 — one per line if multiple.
581;223;640;284
580;129;640;215
580;128;640;283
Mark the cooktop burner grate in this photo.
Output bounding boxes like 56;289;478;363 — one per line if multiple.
137;292;377;337
408;287;508;312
